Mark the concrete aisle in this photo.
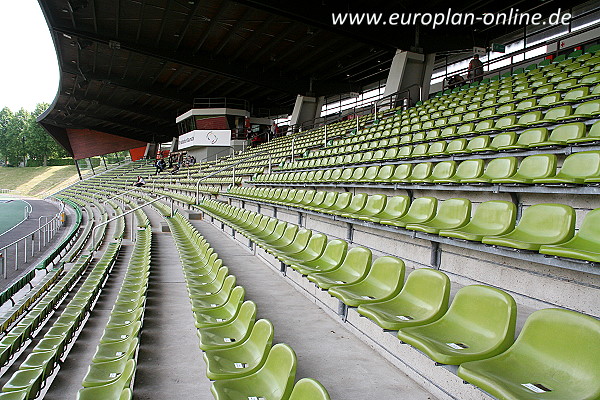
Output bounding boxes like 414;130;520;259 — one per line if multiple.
133;210;210;399
192;219;437;400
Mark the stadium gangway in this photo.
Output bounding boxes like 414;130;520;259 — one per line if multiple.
0;202;65;278
91;194;172;249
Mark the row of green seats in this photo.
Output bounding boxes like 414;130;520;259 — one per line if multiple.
199;198;600;400
0;271;36;311
258;150;600;186
77;215;152;399
163;209;330;400
284;121;600;171
226;188;600;263
0;239;120;399
313;92;600;156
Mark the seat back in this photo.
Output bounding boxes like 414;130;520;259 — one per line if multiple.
483;157;517;179
289;378;331;400
391;164;412;181
336;247;372;279
321;191;339;208
466;136;491;152
446;139;467;153
559;150;600;178
455;160;484;180
261;344;297;399
572;208;600;242
470;201;516;234
302;233;328;259
489;132;516;149
368;256;405;293
376;165;395;181
244;319;274;363
406;197;438;219
515;128;548;146
401;268;451;320
362;195;387;215
362;166;379;181
443;285;517;353
329;192;352;211
514;204;575;242
409;163;433;181
430;161;457;181
434;198;471;225
343;193;368;213
501;308;600;398
515;154;557;179
318;239;348;267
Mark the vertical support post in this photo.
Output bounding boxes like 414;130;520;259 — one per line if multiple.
291;138;295;163
356;112;359;133
1;253;5;279
31;234;34;258
324;124;328;146
232;166;236;186
102;156;108;170
75;159;83;180
430;241;441;269
89;158;96;175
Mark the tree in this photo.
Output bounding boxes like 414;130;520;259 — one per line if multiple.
0;107;13;165
3;108;29;166
25;103;68;166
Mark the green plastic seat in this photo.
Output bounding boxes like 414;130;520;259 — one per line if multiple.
328;256;405;307
289;239;348;276
269;228;313;258
359;195;409;223
482;203;575;251
439;201;516;241
193;286;245;328
203;319;274;380
335;193;368;217
397;285;517;365
357;268;450;330
492;154;556;184
435;159;484;183
539;208;600;262
388;164;412;183
307;247;372;290
210;343;296;400
343;194;387;220
289;378;331;400
379;197;437;228
406;163;433;182
534;150;600;184
461;157;518;184
76;360;135;400
422;161;456;183
321;192;352;215
557;99;600;120
197;301;257;351
190;279;239;311
528;122;585;148
568;120;600;144
2;368;43;399
458;308;600;400
406;198;471;234
278;233;327;266
496;128;548;151
373;165;395;182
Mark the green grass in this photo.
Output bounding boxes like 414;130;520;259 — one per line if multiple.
0;166;81;197
0;200;27;235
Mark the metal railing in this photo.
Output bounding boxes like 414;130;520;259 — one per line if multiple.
192;97;251;111
0;202;65;279
0;189;13;195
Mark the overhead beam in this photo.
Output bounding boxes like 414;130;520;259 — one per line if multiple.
53;25;305;95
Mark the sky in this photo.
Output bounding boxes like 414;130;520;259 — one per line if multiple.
0;1;59;112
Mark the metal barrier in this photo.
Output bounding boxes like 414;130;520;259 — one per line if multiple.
0;202;65;279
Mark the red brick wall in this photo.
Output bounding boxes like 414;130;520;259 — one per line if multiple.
66;129;147;160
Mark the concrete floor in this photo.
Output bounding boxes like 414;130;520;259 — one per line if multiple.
191;218;437;400
133;210;210;399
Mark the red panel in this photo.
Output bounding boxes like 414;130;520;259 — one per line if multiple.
195;116;229;130
129;146;147;161
66;129;147;160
